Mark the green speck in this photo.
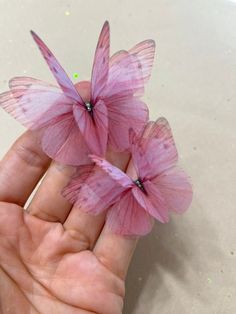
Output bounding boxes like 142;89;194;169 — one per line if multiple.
73;72;79;79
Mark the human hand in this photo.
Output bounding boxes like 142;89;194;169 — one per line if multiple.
0;84;137;314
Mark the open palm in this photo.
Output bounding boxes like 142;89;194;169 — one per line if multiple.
0;130;137;314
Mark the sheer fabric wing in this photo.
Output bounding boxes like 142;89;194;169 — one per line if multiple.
91;21;110;102
107;96;148;151
90;155;133;188
31;30;84;105
131;118;178;180
105;52;145;100
152;168;193;214
105;52;149;151
41;113;91;166
73;100;108;157
131;117;176;154
0;76;90;165
128;40;155;83
138;117;177;151
106;191;154;235
108;39;155;97
132;182;169;223
104;40;155;151
62;164;96;203
63;165;126;215
0;77;72;129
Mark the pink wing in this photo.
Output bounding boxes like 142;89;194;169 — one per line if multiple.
90;154;133;188
128;40;155;83
73;99;108;157
151;168;193;214
105;53;149;152
103;41;155;152
132;182;169;223
106;190;154;236
91;21;110;103
105;52;145;100
131;118;178;180
108;39;155;97
62;164;96;203
107;96;148;151
41;112;91;166
0;77;90;166
126;39;155;83
0;77;71;129
63;165;127;215
132;117;177;152
30;30;84;105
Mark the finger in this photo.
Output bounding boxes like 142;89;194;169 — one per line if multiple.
0;131;50;206
93;158;139;279
63;151;130;250
94;225;138;280
63;209;106;250
27;162;75;222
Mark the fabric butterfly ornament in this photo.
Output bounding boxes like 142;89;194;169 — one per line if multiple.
63;118;193;236
0;21;155;166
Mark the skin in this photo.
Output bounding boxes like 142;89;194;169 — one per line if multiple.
0;83;138;314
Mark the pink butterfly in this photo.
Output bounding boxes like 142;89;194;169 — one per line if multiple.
63;118;193;235
0;21;155;165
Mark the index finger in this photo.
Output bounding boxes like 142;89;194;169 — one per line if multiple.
0;130;51;206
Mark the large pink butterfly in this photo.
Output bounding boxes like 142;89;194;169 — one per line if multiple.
63;118;193;235
0;21;155;165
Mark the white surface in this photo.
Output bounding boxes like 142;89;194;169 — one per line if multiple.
0;1;235;313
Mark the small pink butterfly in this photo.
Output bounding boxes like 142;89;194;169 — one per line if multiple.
0;21;155;165
63;118;193;236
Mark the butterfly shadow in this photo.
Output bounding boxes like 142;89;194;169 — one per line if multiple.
123;207;222;314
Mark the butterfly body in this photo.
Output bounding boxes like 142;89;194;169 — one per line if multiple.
85;102;93;113
133;178;146;194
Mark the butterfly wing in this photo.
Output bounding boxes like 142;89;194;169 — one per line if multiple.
106;38;155;151
132;182;169;223
72;22;110;156
91;21;110;103
139;117;176;150
41;112;91;166
0;77;71;129
106;190;154;236
0;77;90;166
103;39;155;152
108;39;155;97
63;165;127;215
105;52;145;100
151;168;193;214
62;164;96;204
73;99;108;156
90;154;133;188
131;118;178;180
31;30;84;105
128;40;155;83
104;52;149;152
107;96;148;152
